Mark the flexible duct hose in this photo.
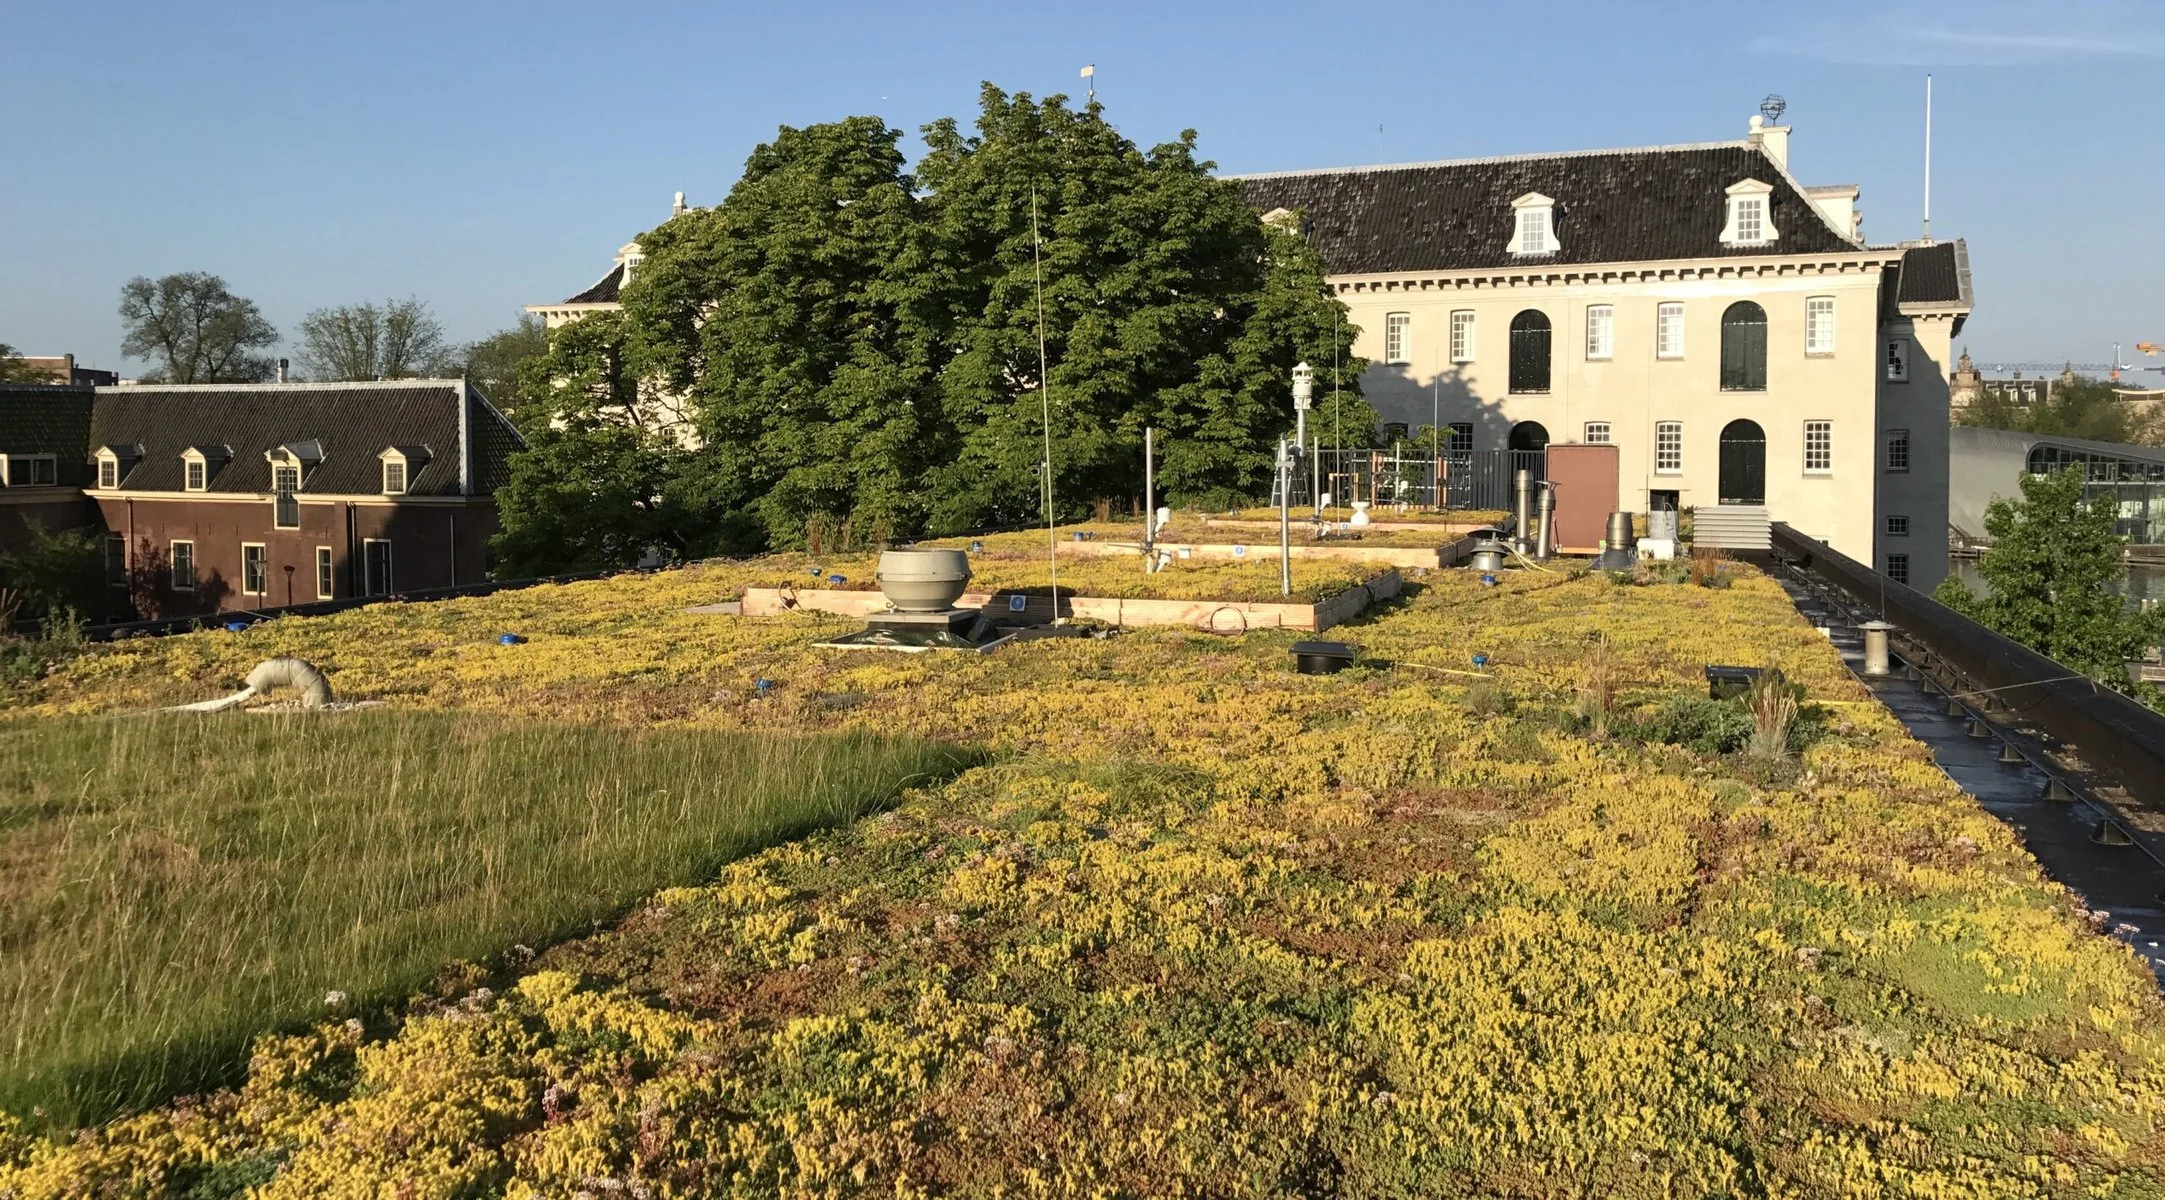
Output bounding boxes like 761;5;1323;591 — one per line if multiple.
165;657;333;712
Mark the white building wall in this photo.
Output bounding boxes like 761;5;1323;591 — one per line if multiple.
1340;267;1885;565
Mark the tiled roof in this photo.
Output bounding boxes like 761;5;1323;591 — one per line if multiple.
0;384;96;486
1232;141;1859;274
564;263;625;305
1895;241;1970;306
86;381;525;496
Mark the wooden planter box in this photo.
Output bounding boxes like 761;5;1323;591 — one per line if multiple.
738;569;1400;633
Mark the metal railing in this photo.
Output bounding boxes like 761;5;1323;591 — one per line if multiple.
1276;447;1546;513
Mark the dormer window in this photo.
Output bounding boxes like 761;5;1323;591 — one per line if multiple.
379;446;428;496
1720;180;1779;247
1507;193;1558;256
94;444;139;490
182;449;210;492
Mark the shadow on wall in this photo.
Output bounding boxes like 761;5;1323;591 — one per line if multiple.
126;538;232;620
1365;362;1518;454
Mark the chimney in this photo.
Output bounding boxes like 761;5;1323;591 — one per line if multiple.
276;358;289;384
1748;113;1790;171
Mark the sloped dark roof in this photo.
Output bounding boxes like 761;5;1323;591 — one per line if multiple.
0;384;96;486
1233;142;1858;274
564;262;625;304
1895;240;1968;305
86;381;524;496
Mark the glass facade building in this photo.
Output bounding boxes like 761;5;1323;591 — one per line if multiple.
2025;441;2165;543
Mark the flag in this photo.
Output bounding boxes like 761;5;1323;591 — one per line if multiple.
1080;64;1095;78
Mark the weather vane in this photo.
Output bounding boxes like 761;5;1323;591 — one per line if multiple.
1759;94;1787;124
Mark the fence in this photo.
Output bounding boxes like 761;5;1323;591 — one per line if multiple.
1274;447;1547;513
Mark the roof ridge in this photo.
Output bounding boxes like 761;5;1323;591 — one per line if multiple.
1222;139;1752;181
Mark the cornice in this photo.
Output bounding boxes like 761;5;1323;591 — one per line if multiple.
1330;250;1899;295
87;489;489;507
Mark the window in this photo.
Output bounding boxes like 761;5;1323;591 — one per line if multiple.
1449;310;1474;363
273;463;301;530
1584;305;1613;361
1720;181;1778;247
242;543;268;595
1885;515;1910;537
1655;421;1683;474
1885;553;1910;585
1583;421;1612;445
1508;309;1552;393
1803;421;1832;473
172;540;196;591
1656;302;1685;359
1508;193;1558;256
383;459;407;495
1734;196;1766;242
1446;422;1473;453
4;456;57;487
316;546;334;600
1720;301;1768;391
98;456;118;489
1886;428;1910;473
1885;339;1910;383
363;539;393;597
1805;295;1836;355
1384;312;1410;364
185;459;206;492
105;535;126;587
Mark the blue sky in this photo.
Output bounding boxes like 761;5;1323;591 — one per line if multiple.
4;0;2159;375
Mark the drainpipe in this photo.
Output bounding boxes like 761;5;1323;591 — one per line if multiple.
449;511;458;588
125;499;135;614
345;503;356;598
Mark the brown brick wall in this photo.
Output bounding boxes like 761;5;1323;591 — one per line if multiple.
90;496;501;618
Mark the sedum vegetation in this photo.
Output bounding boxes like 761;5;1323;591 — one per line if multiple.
5;561;2165;1195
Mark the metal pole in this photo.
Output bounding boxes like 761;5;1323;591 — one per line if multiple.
1279;437;1292;596
1312;437;1321;521
1031;188;1059;619
1143;426;1155;554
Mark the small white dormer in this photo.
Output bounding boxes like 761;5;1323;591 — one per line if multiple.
379;445;430;495
1507;193;1558;256
94;444;139;490
180;445;228;492
1720;179;1779;247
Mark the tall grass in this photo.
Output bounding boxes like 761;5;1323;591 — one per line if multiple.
0;709;973;1126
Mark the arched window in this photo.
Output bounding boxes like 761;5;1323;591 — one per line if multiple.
1509;310;1551;394
1720;301;1767;391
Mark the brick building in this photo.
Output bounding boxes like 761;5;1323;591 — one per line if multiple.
0;379;524;619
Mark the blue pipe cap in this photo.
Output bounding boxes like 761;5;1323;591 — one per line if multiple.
224;620;250;633
969;540;984;553
754;678;774;694
810;566;824;577
828;574;846;585
499;633;527;645
1471;653;1490;668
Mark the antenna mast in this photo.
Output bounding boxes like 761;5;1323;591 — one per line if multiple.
1922;74;1933;245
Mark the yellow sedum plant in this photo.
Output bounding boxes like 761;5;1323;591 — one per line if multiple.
5;561;2165;1196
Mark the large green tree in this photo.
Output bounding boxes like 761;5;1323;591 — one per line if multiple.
1934;466;2163;690
502;85;1364;569
117;273;279;383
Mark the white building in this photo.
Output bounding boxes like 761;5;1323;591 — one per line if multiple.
1236;113;1971;588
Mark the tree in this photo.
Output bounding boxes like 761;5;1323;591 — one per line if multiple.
295;297;453;382
458;314;549;409
1933;465;2163;690
1958;374;2153;444
490;312;750;575
0;343;44;383
0;519;103;625
118;273;279;383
